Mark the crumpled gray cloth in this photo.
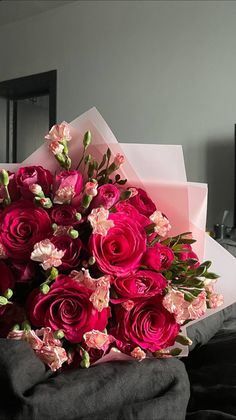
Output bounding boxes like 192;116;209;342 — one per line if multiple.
0;339;190;420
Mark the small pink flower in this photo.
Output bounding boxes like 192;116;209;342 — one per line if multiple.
53;186;75;204
121;300;135;311
45;121;72;143
149;210;171;237
163;288;207;324
208;293;224;309
83;330;112;352
131;347;146;361
48;140;64;155
188;291;207;320
90;276;111;312
70;269;97;290
36;345;68;371
114;153;125;167
88;207;114;236
29;183;43;195
30;239;65;270
0;243;7;259
84;181;98;197
36;327;62;347
7;330;25;340
24;330;44;350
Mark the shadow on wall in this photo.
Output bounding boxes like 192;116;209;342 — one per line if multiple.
206;137;234;230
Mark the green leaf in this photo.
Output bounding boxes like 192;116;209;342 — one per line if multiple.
120;190;132;201
106;148;111;160
204;272;220;279
115;174;121;182
117;179;127;185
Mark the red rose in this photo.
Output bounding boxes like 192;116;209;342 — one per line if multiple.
142;243;174;271
113;270;167;299
50;204;79;226
128;188;156;217
89;212;146;277
178;244;199;268
11;260;36;282
15;166;53;199
0;201;52;260
115;201;150;227
112;295;180;352
91;184;120;209
50;235;82;270
0;262;15;315
28;276;110;343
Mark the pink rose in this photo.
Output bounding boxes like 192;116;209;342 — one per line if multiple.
0;262;15;315
28;275;110;343
50;235;82;270
15;166;53;199
128;188;156;217
142;243;174;271
53;170;83;206
50;205;79;226
0;200;52;260
91;184;120;209
115;201;149;227
113;270;166;300
89;212;146;277
178;244;200;268
112;294;180;352
11;260;36;282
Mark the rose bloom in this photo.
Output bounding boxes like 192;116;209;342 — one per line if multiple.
89;212;146;277
15;166;53;199
50;235;82;270
50;204;79;227
115;201;150;227
142;243;174;271
0;201;52;260
128;187;156;217
91;184;120;209
178;244;200;268
45;121;72;143
28;275;110;343
53;170;83;206
111;294;180;352
0;261;15;315
113;270;166;300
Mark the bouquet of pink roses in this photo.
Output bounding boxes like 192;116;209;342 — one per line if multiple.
0;120;223;371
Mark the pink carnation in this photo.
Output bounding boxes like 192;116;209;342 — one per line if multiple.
89;275;111;312
163;289;207;324
31;239;65;270
48;140;64;155
84;181;98;197
149;210;171;237
83;330;112;352
45;121;72;142
88;207;114;236
131;347;146;361
208;293;224;309
36;345;68;371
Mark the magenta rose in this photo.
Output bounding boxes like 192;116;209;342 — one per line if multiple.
0;200;52;260
142;243;174;271
0;262;15;315
128;188;156;217
11;260;36;282
89;212;146;277
115;201;150;227
15;166;53;199
53;170;83;206
178;244;199;268
91;184;120;209
50;235;82;270
50;204;79;226
112;295;180;352
113;270;167;300
28;276;110;343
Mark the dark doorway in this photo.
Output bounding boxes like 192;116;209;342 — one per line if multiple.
0;70;57;163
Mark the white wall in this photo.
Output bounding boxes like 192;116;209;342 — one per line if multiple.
0;0;236;228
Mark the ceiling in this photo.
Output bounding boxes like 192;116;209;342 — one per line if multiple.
0;1;77;27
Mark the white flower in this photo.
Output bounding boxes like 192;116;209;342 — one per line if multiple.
88;207;114;236
31;239;65;270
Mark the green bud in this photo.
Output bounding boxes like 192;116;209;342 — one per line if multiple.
54;329;65;339
4;288;13;300
12;324;20;331
82;194;92;209
169;348;182;357
40;198;53;209
83;131;92;149
56;153;66;165
0;169;9;186
22;320;31;331
69;228;79;239
80;350;90;368
50;267;59;280
40;283;50;294
75;212;82;221
88;256;96;265
175;334;193;346
0;296;8;305
52;223;58;231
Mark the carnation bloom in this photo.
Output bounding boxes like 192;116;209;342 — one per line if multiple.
84;181;98;197
114;153;125;167
45;121;72;142
83;330;113;352
88;207;114;236
89;275;111;312
149;210;171;237
208;293;224;309
131;347;146;361
48;140;64;155
31;239;65;270
163;288;207;324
